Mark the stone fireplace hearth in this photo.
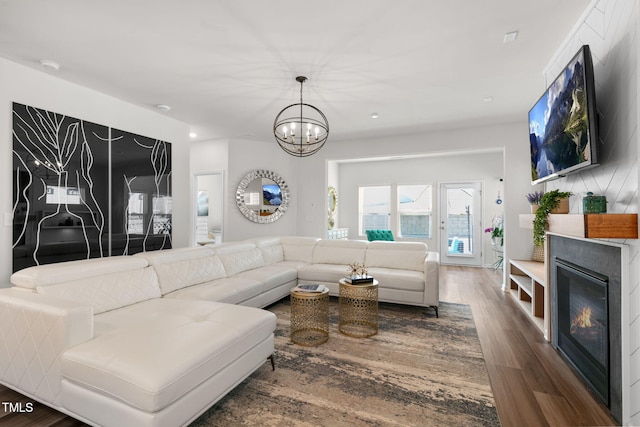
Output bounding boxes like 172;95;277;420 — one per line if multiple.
548;234;624;424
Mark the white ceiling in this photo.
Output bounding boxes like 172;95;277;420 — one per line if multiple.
0;0;590;143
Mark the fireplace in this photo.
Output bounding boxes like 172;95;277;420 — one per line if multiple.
549;234;623;424
556;258;609;404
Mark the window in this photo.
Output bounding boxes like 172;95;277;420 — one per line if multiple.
46;185;84;205
359;184;432;239
127;192;146;234
398;184;432;238
359;186;390;235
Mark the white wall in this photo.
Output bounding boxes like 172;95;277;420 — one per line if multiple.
284;122;533;285
0;57;190;284
194;122;532;278
334;151;505;266
544;0;639;423
190;139;228;175
193;121;532;284
224;139;300;240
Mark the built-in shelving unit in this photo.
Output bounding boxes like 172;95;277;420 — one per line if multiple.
512;212;637;342
508;259;548;340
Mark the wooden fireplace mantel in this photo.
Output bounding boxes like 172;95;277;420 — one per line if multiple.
519;213;638;239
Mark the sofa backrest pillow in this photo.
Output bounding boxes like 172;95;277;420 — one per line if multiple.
135;247;227;295
280;236;320;263
312;239;368;265
36;266;161;314
365;229;395;241
10;256;149;289
214;242;266;276
251;237;285;265
365;241;427;272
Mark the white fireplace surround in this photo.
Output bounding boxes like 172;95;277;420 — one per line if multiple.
547;232;630;424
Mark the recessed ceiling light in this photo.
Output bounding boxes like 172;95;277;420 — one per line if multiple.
39;59;61;71
155;104;171;112
189;132;198;138
484;96;494;103
371;112;379;119
503;31;518;44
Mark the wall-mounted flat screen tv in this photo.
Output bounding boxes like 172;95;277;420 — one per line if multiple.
263;184;282;206
529;45;599;184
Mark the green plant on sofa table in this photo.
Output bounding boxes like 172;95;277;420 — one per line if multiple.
532;190;572;246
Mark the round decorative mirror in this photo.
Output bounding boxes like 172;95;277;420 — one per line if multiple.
236;170;290;223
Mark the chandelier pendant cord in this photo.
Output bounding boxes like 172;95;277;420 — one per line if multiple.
299;81;303;146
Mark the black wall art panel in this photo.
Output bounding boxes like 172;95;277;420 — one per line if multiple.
110;128;172;256
12;103;172;272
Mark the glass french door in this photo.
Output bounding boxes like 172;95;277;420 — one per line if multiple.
439;182;482;266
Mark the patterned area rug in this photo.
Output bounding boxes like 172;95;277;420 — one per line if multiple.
191;299;500;427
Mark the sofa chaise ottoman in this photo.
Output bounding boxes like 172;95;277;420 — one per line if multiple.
0;256;276;427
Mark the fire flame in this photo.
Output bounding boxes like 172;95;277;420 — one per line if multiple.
572;307;592;329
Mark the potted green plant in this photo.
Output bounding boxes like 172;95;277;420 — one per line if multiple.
532;190;573;247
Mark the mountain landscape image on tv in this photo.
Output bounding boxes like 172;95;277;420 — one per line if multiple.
529;45;598;184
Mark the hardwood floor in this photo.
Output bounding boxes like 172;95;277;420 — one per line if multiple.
0;266;619;426
440;265;618;427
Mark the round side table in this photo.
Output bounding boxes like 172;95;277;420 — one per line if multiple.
338;278;379;338
290;287;330;346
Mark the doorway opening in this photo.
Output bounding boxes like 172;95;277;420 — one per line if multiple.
439;182;482;266
193;172;224;246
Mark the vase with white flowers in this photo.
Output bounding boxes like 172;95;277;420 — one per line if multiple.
484;214;504;247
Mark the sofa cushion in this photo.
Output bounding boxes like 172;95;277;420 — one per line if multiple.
366;268;425;292
63;299;276;413
215;243;265;276
251;237;285;265
280;236;319;263
275;260;311;270
365;229;395;241
36;266;161;314
365;241;427;272
232;265;298;292
312;239;368;265
298;263;351;284
10;256;149;289
135;247;227;295
161;277;263;306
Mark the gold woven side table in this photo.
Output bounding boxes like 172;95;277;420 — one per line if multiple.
338;278;379;338
290;287;329;346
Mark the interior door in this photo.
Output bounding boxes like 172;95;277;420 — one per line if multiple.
439;182;482;266
194;172;224;246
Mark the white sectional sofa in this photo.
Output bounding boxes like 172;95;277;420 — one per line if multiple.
0;236;439;426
